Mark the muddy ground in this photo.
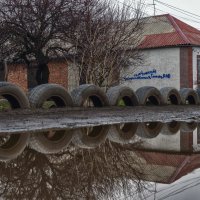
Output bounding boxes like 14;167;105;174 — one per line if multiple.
0;105;200;134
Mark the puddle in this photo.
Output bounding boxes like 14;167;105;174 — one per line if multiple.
0;121;200;199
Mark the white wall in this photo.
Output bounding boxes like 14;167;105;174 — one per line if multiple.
192;47;200;89
67;62;79;92
122;48;180;90
138;131;181;152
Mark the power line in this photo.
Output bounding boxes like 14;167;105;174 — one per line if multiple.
116;0;200;29
155;0;200;20
154;7;200;24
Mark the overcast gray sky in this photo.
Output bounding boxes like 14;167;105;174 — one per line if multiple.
123;0;200;29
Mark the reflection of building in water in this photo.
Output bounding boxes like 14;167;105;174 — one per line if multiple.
135;151;200;184
135;123;200;153
128;123;200;184
194;124;200;151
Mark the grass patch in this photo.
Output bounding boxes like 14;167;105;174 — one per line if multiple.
42;101;57;109
117;99;126;106
0;99;11;111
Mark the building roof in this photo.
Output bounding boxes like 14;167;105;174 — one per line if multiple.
136;151;200;184
138;14;200;49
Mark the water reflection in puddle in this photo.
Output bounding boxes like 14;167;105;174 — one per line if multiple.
0;121;200;199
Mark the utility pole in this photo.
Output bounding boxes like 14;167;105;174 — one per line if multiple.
153;0;156;16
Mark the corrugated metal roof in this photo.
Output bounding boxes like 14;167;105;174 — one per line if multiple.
139;14;200;49
136;151;200;184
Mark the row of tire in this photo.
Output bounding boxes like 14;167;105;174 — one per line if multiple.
0;82;199;161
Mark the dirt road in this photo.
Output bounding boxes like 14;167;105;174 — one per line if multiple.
0;105;200;134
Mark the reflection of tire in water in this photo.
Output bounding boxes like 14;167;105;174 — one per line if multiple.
136;122;163;138
179;88;199;105
136;86;164;105
160;87;181;105
107;85;138;106
161;121;180;135
71;84;109;148
72;125;109;148
180;122;197;132
0;82;30;161
106;86;139;144
29;84;74;154
108;123;139;144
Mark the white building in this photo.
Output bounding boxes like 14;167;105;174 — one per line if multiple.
123;14;200;90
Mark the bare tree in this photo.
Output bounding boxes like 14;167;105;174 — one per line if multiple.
0;0;78;85
62;0;144;88
0;141;153;199
0;0;144;88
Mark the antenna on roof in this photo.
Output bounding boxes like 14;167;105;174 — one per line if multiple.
153;0;156;16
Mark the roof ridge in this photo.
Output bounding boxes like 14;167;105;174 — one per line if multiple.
166;14;190;44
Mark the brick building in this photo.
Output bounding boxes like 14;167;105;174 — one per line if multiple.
4;14;200;92
5;60;69;92
123;14;200;90
135;151;200;184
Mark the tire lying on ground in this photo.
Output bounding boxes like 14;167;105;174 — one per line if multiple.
136;122;163;138
29;84;74;154
179;88;199;105
71;84;109;148
0;82;30;161
106;85;139;143
108;123;139;144
180;122;197;132
196;88;200;100
136;86;164;105
160;87;181;105
161;121;180;135
107;85;139;106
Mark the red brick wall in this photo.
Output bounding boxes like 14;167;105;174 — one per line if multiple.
7;63;28;91
7;60;68;91
180;130;193;152
180;47;193;88
48;60;68;89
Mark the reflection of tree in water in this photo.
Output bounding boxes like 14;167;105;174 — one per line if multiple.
0;142;152;199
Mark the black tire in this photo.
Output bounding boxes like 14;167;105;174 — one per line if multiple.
196;88;200;99
72;125;109;148
161;121;180;135
160;87;181;105
71;84;109;148
0;82;30;161
108;123;139;144
29;84;73;108
0;82;29;108
136;86;164;105
29;84;74;154
180;122;197;132
179;88;199;105
107;85;139;106
30;129;74;154
136;122;163;138
71;84;109;107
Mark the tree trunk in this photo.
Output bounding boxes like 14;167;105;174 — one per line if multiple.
79;72;86;85
0;60;9;81
36;63;49;85
79;66;87;85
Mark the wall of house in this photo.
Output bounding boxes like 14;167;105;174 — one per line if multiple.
139;130;181;152
48;60;68;89
8;63;28;91
180;47;193;88
7;60;68;92
192;47;200;89
138;129;196;152
122;48;180;90
67;62;79;92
